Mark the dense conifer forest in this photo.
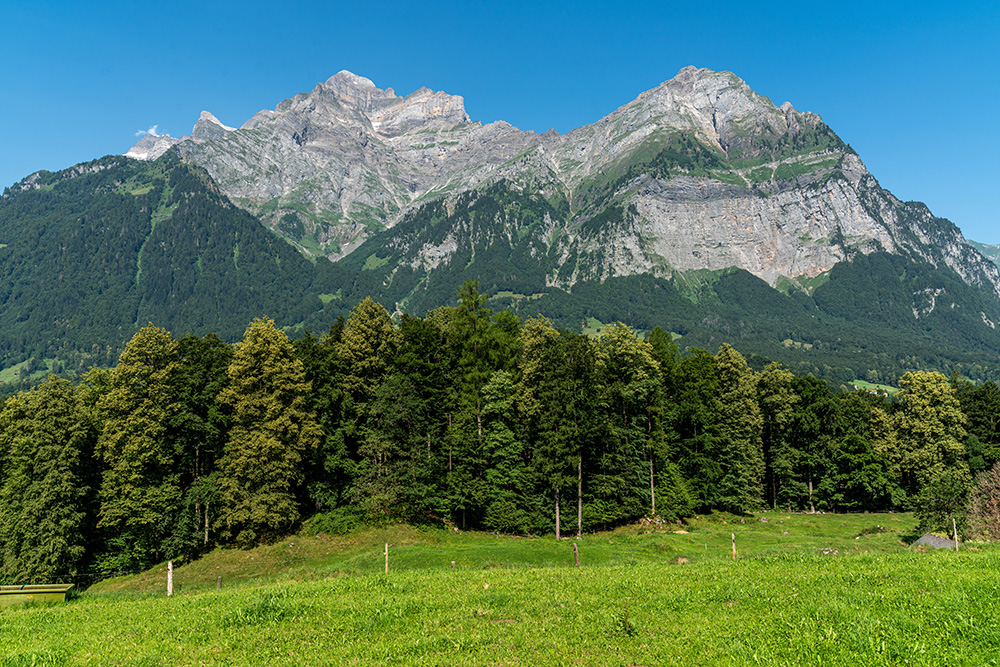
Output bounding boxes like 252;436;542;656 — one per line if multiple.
1;283;996;586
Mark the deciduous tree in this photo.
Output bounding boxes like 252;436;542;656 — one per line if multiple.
216;318;321;547
95;325;182;570
0;376;97;583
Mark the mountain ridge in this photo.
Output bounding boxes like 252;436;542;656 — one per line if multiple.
125;66;1000;303
1;65;997;387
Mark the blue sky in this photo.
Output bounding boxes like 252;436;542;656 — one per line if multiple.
3;1;998;242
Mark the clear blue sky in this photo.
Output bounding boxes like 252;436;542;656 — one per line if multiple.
3;1;998;242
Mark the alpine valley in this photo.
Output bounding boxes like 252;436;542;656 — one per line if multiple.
3;66;999;387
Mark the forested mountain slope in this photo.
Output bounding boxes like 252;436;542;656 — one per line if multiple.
134;66;1000;304
2;67;1000;387
0;155;318;373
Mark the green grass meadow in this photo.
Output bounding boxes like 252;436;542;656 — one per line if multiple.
3;513;999;665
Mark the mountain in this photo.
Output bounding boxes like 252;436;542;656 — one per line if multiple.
131;66;1000;301
1;66;998;387
0;155;319;376
969;240;1000;269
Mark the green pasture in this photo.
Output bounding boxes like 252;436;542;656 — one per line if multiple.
851;379;899;395
4;513;999;665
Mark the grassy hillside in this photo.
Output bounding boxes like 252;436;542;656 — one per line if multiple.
5;514;1000;665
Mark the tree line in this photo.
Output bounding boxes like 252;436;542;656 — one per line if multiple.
1;283;998;585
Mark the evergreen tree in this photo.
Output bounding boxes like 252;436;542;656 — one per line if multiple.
481;370;533;533
519;318;598;537
0;376;97;583
671;350;722;510
294;322;354;512
441;282;520;529
335;297;395;509
785;376;841;512
216;318;321;547
352;314;449;523
164;333;233;555
645;325;694;520
957;380;1000;469
756;362;799;509
831;391;897;510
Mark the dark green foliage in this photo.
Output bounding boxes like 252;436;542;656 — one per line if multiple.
2;286;998;572
94;325;183;571
713;344;764;513
912;469;972;534
293;323;354;512
216;318;322;547
519;319;601;537
670;350;722;511
957;380;1000;469
480;370;532;533
0;376;97;583
591;324;660;527
0;155;319;374
163;334;233;557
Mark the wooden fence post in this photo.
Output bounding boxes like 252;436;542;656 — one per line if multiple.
573;542;579;568
953;518;960;551
731;533;736;561
167;560;173;597
385;543;389;574
216;576;222;590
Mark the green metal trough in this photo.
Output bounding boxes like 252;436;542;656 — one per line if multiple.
0;584;74;608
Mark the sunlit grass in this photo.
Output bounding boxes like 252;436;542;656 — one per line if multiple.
6;513;999;665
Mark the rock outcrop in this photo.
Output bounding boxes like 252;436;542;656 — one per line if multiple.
125;66;1000;298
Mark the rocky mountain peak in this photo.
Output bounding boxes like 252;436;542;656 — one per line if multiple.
320;70;398;114
192;111;235;140
117;66;999;303
124;132;180;161
316;72;470;137
327;70;379;89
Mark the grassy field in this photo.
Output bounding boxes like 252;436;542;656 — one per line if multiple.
851;379;899;395
3;512;999;665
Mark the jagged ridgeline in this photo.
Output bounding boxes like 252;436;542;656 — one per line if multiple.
0;155;318;374
4;65;1000;387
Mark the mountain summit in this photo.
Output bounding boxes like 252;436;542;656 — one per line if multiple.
126;66;998;303
1;66;998;384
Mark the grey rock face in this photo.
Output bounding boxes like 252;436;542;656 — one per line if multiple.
125;133;181;161
123;66;1000;299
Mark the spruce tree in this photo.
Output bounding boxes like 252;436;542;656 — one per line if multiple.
216;317;321;547
519;318;597;537
756;362;799;509
481;370;531;533
671;349;722;510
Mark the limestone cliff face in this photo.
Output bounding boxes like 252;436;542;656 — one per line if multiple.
154;70;539;258
125;66;1000;298
125;133;181;160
